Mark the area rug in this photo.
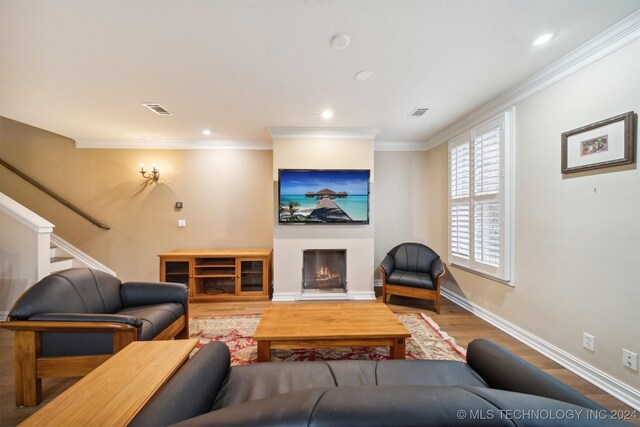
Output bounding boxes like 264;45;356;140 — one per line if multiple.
189;312;466;365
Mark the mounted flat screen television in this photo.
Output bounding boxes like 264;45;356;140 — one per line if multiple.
278;169;370;224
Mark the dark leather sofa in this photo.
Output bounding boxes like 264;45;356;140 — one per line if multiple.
2;268;189;406
131;339;631;426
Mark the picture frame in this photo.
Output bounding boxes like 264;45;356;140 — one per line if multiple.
561;111;637;174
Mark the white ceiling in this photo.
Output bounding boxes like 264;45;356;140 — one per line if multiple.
2;0;639;147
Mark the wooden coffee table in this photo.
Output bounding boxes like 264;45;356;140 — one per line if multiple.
253;303;410;362
19;339;199;427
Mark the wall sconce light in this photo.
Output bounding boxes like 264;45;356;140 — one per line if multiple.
139;163;160;181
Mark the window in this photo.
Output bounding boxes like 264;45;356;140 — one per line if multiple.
448;109;513;283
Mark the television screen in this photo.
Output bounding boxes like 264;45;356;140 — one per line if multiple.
278;169;370;224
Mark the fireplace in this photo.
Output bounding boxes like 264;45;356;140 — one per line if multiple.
303;249;346;292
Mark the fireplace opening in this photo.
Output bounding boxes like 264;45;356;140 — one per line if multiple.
303;249;346;292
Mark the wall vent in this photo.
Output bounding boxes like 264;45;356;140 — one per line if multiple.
142;103;172;115
408;107;429;117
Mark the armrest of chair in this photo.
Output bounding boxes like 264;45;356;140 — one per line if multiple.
431;258;445;282
28;313;142;328
380;255;395;277
120;281;188;310
129;341;231;427
467;338;603;410
1;317;140;333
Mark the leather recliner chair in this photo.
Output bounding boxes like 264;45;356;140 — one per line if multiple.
2;268;189;406
380;242;445;313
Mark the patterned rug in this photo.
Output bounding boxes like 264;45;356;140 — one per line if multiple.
189;312;466;365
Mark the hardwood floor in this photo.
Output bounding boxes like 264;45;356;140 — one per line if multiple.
1;297;638;426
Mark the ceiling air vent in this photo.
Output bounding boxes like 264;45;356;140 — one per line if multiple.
408;107;429;118
142;103;172;115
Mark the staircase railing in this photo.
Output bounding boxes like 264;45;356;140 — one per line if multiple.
0;158;110;230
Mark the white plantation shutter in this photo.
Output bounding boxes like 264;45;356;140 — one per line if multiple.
449;134;471;260
450;141;470;198
450;203;470;258
448;111;513;283
474;201;500;266
474;123;500;196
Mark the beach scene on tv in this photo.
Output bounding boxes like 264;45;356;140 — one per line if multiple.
279;170;369;223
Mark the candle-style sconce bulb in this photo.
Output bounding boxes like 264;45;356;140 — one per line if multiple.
139;162;160;181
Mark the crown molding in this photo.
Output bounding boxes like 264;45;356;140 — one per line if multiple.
268;127;379;140
424;9;640;150
374;141;430;151
76;137;438;151
75;139;272;150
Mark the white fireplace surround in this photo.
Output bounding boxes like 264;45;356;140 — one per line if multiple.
272;237;375;301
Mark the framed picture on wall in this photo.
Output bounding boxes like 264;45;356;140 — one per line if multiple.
561;111;637;174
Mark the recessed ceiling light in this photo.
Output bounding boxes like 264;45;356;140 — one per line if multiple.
202;129;211;136
330;34;350;50
321;110;334;120
354;70;374;82
532;33;554;46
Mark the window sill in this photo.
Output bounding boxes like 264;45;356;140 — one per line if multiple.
449;263;514;287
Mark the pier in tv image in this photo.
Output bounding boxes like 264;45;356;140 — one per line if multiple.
278;169;370;224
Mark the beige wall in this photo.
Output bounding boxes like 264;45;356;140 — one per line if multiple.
272;138;375;181
373;151;430;269
0;117;274;282
426;41;640;389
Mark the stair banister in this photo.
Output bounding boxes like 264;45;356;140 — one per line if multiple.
0;158;110;230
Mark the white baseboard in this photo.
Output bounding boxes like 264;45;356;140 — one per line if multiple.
272;290;376;301
441;288;640;411
347;290;377;300
271;292;297;302
0;311;8;321
300;292;348;301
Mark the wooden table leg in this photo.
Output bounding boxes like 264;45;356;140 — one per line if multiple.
391;337;405;359
257;341;271;362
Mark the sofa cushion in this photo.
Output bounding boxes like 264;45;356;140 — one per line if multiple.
376;360;487;387
212;361;338;410
212;359;487;411
9;269;123;319
117;303;183;340
387;270;434;289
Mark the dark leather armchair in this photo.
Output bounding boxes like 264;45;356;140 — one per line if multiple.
1;268;189;406
379;242;444;313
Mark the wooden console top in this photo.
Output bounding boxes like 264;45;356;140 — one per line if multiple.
20;339;198;427
158;248;272;257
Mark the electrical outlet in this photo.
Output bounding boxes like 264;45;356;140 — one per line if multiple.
177;219;186;228
583;333;595;352
623;349;638;371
